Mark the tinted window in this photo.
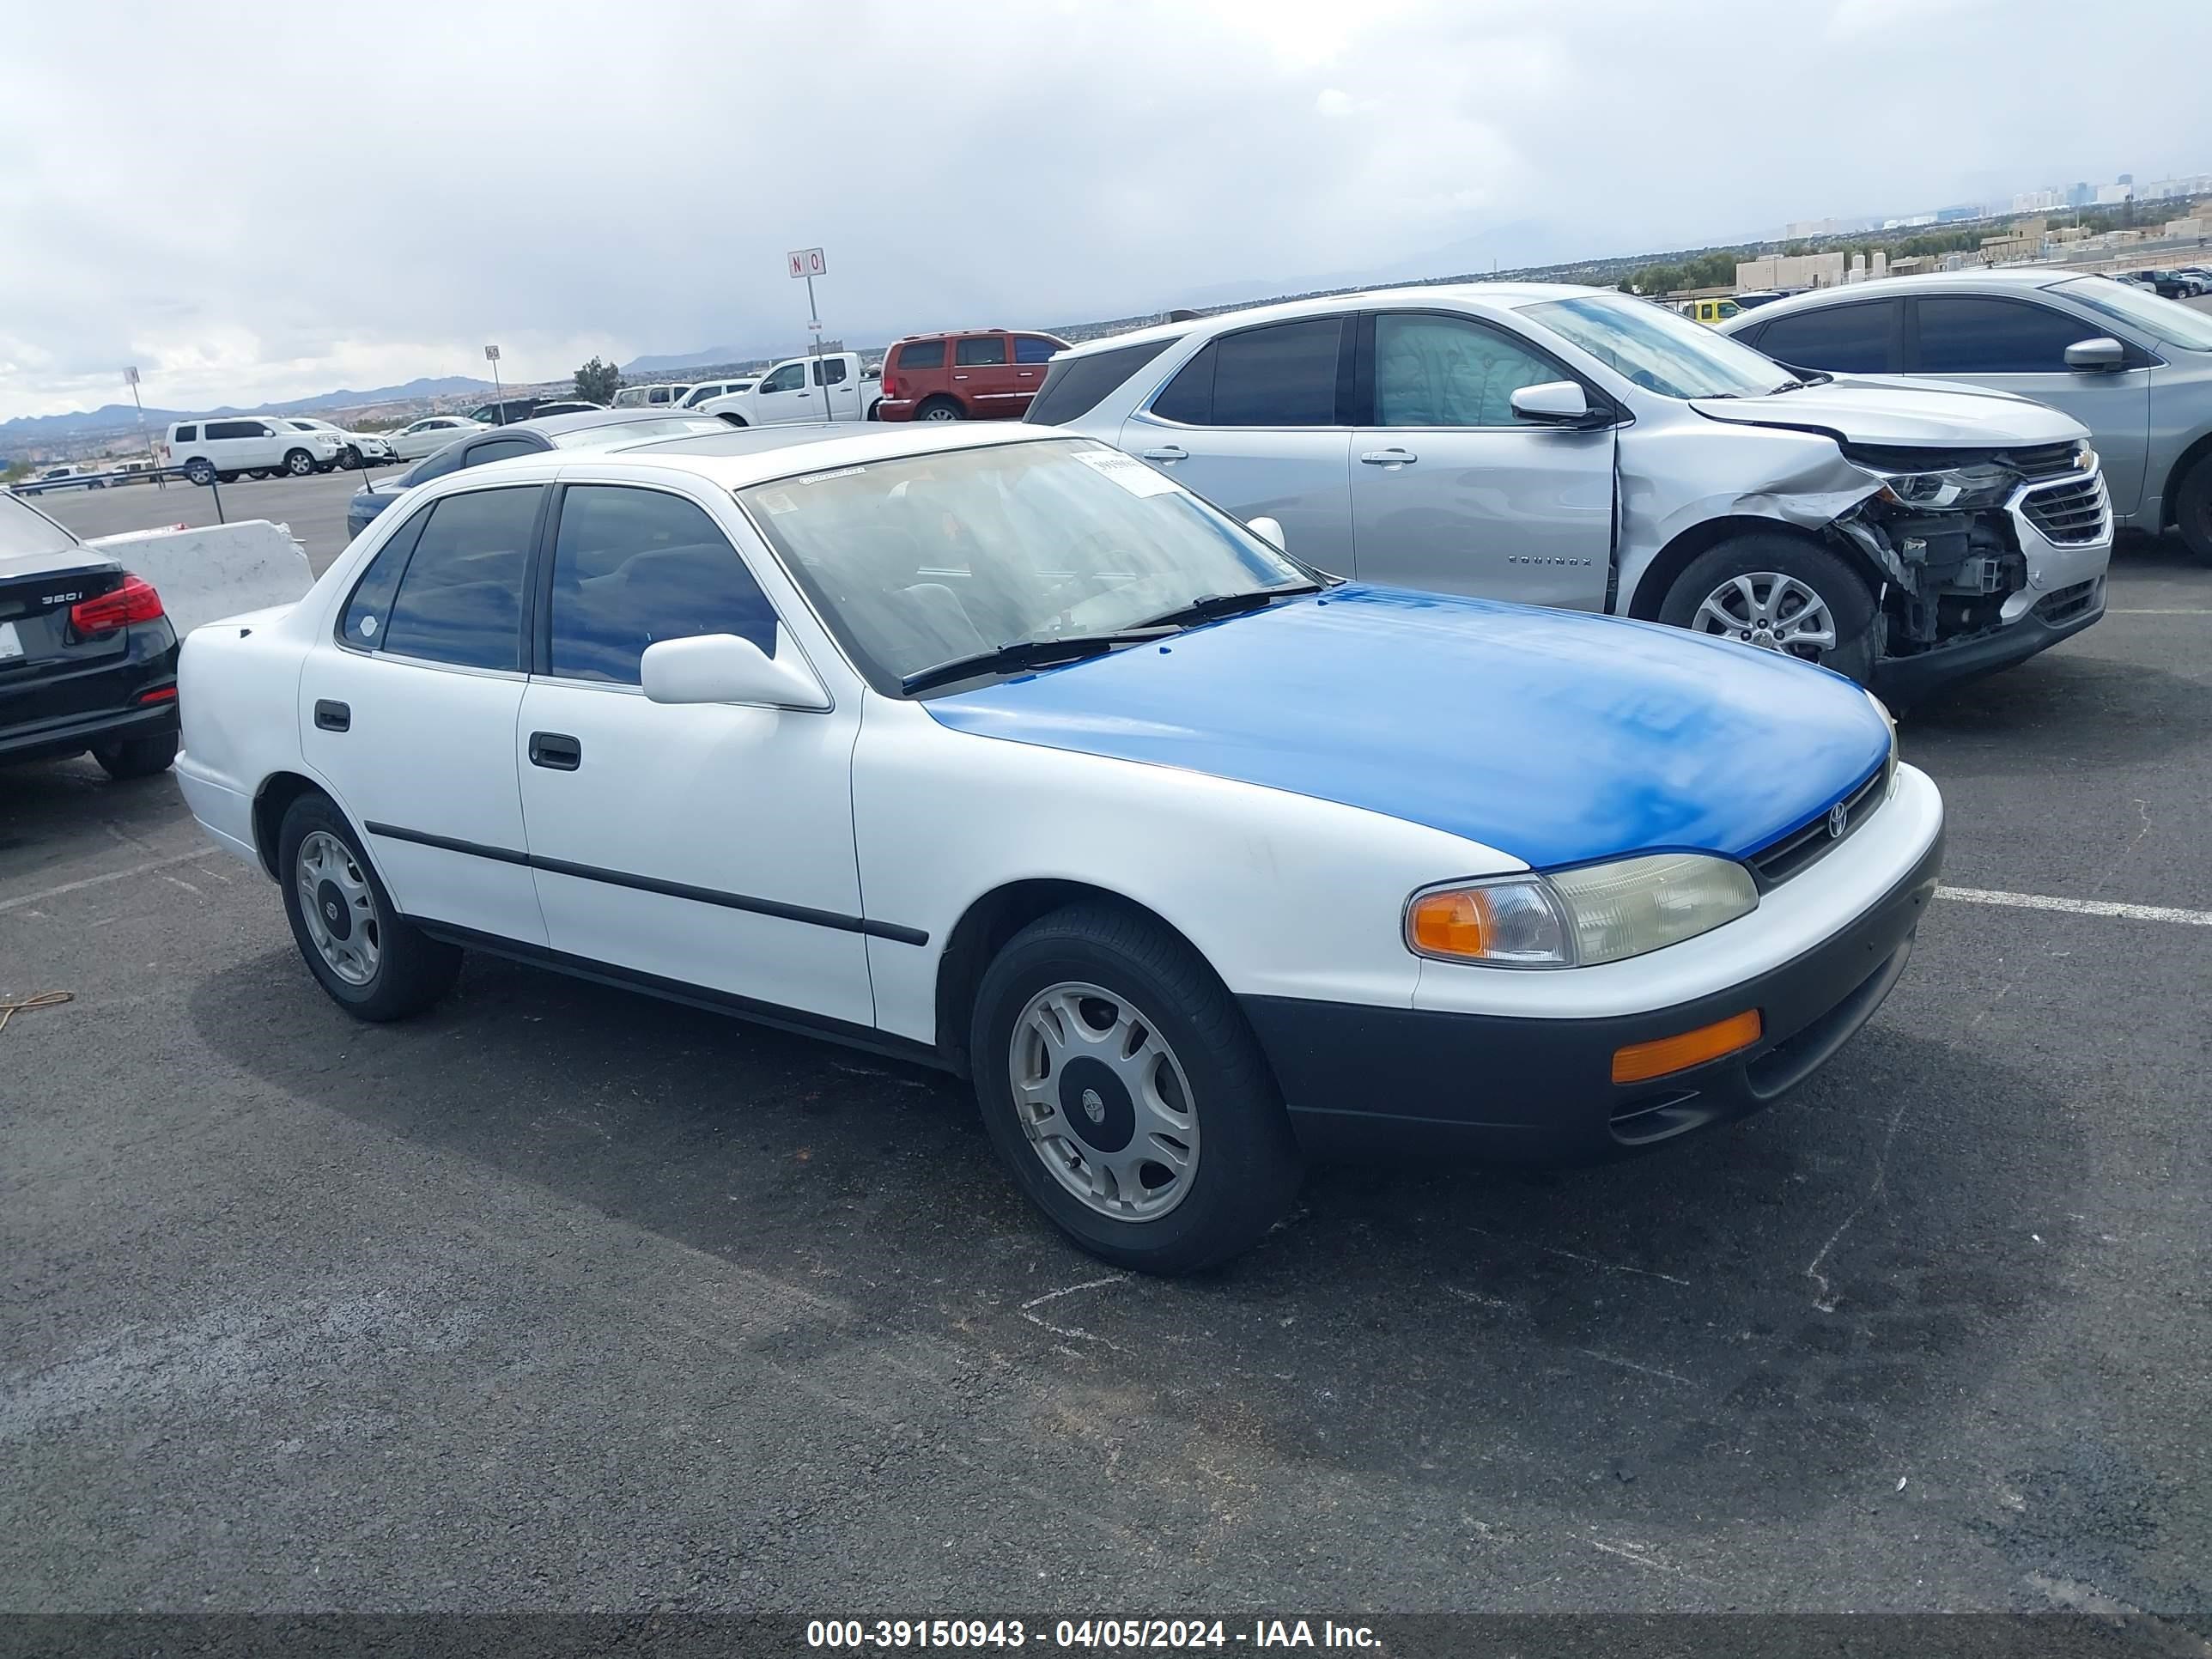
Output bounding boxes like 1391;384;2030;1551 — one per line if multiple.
1023;337;1182;425
1014;336;1062;364
339;505;430;647
548;486;775;684
465;436;543;466
378;487;541;670
205;421;261;441
1747;303;1898;374
411;444;469;483
1158;319;1343;427
896;340;946;371
1374;313;1562;426
955;336;1008;367
760;362;806;394
815;356;848;386
173;425;198;442
1915;296;2100;374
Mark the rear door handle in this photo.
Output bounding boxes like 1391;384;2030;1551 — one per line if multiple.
313;699;349;732
1140;445;1188;462
1360;448;1418;465
528;731;581;771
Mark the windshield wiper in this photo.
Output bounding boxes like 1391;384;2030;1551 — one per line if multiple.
900;628;1179;696
1133;581;1324;630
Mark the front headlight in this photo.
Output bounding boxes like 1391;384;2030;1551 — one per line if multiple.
1407;853;1759;969
1863;459;2015;511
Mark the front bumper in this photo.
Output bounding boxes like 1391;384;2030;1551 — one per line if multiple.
1874;576;2106;703
1244;827;1942;1163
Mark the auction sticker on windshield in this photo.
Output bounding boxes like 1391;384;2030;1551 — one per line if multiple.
1075;447;1179;497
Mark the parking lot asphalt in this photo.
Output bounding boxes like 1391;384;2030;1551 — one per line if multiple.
2;542;2208;1620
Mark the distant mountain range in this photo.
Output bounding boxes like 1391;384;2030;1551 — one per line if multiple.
0;375;495;445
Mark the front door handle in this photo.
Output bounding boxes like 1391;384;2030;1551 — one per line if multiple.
528;731;581;771
313;699;349;732
1140;445;1188;462
1360;447;1418;465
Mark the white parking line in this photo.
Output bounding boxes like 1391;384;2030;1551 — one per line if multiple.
0;851;214;915
1938;886;2212;927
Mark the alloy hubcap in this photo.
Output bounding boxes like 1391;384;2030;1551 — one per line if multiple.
295;830;380;986
1008;981;1200;1223
1692;571;1838;662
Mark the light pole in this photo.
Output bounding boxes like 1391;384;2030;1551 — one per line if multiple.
125;366;163;489
484;343;503;423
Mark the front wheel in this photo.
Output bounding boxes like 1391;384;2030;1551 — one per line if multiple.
276;793;462;1022
969;903;1304;1274
341;445;362;469
283;448;314;477
90;730;177;780
2175;454;2212;562
1659;533;1876;684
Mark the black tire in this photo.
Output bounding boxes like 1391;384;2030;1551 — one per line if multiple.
1657;532;1877;684
246;470;272;481
916;397;963;422
341;445;362;469
217;471;240;483
2175;455;2212;562
283;448;314;477
184;459;216;486
276;792;462;1022
89;730;177;780
969;902;1304;1274
866;399;883;422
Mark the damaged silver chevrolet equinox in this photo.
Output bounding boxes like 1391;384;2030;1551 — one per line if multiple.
1031;284;2112;700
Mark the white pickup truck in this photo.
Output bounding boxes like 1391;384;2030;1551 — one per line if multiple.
699;351;881;426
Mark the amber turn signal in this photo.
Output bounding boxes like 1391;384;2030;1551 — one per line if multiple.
1611;1008;1763;1085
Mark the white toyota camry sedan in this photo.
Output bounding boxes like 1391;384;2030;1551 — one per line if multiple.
177;424;1943;1273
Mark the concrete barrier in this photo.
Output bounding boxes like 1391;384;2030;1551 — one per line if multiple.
84;520;315;639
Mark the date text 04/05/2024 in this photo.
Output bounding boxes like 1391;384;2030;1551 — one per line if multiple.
805;1619;1380;1649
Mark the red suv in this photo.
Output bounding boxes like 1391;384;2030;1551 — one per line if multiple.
877;329;1068;422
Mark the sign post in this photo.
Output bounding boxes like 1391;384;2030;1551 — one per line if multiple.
787;248;829;417
124;366;163;489
484;343;503;422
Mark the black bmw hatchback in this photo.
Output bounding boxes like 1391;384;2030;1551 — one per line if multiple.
0;489;179;780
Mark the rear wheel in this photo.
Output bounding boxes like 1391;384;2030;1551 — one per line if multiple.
184;459;216;486
1659;532;1876;684
283;448;314;477
276;793;462;1022
2175;455;2212;562
969;903;1304;1274
217;471;240;483
90;730;177;780
916;397;963;422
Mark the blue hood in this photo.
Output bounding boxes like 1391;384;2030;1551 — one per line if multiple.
923;586;1891;870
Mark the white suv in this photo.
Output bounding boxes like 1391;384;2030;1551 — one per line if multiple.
164;417;344;485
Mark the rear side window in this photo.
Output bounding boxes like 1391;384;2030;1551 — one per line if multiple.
376;487;543;670
955;336;1008;367
547;486;776;683
465;436;542;466
173;425;198;443
1155;318;1344;427
1023;336;1182;426
1748;302;1899;374
816;356;848;386
340;506;431;647
896;340;946;371
1013;336;1062;364
1913;296;2099;374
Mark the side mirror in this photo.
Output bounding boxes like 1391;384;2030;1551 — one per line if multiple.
1247;515;1286;551
1510;380;1595;426
2064;337;2127;372
641;630;830;710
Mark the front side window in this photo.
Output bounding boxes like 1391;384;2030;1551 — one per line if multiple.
760;362;806;394
1915;296;2099;374
205;420;260;441
1153;318;1343;427
954;336;1008;367
1520;294;1797;399
2052;275;2212;350
1751;301;1898;374
740;438;1309;695
374;486;542;670
548;486;777;683
1014;335;1062;364
896;341;946;372
1373;313;1564;427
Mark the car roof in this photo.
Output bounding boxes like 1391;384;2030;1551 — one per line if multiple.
1719;267;2124;325
1048;282;1607;358
562;418;1069;489
509;407;714;436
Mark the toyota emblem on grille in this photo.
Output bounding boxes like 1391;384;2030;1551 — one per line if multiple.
1827;802;1850;840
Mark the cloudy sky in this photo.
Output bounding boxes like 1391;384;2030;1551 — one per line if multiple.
3;0;2207;416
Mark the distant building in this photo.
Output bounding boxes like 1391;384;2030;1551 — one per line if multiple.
1735;251;1848;292
1784;217;1843;240
2067;182;2094;208
2011;189;2063;214
1934;204;1986;224
2095;182;2135;204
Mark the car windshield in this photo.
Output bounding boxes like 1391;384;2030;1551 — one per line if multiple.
0;491;79;557
739;438;1313;695
2051;275;2212;351
550;416;731;450
1520;293;1800;398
